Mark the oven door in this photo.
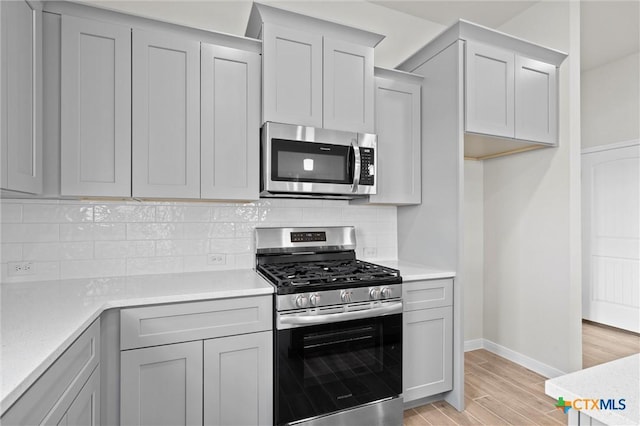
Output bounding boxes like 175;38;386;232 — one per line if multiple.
275;313;402;425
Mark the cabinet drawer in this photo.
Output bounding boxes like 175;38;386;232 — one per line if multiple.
121;296;272;350
1;319;100;425
403;279;453;311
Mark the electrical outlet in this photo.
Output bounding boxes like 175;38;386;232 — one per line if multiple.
363;247;377;258
8;262;35;276
207;254;226;266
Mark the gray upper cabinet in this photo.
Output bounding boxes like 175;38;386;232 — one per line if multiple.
262;24;323;128
362;68;421;205
201;44;261;200
132;29;200;199
465;40;558;145
515;56;557;144
465;41;515;139
61;15;131;197
0;0;43;194
247;2;383;133
322;37;374;133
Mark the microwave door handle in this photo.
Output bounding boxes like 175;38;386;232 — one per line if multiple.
351;139;361;193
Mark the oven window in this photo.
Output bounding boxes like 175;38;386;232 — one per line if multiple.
271;139;352;184
276;314;401;425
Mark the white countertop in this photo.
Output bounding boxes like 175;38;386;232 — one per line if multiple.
0;269;274;414
545;354;640;425
377;260;456;281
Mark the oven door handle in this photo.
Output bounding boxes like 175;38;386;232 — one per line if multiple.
277;301;402;329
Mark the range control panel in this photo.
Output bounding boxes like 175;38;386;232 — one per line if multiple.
290;231;327;243
359;148;375;186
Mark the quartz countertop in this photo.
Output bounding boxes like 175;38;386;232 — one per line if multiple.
377;260;456;281
545;354;640;425
0;270;274;414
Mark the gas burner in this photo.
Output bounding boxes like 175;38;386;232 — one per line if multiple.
257;258;401;294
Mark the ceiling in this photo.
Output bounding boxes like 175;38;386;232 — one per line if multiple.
81;0;639;71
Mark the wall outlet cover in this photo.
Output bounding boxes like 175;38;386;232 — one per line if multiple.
207;254;226;266
8;262;35;276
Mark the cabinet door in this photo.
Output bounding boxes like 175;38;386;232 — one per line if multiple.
203;331;273;426
61;15;131;197
121;341;203;426
0;0;43;194
465;41;515;138
262;24;322;128
323;38;374;133
201;44;260;200
132;30;200;198
65;365;100;426
515;56;557;144
403;306;453;402
369;76;421;204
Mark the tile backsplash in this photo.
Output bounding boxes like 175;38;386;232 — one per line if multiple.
0;198;397;283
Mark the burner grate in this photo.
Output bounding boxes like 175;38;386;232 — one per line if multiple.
257;259;400;289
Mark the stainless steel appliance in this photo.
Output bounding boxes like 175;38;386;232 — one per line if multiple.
261;122;377;199
255;226;403;426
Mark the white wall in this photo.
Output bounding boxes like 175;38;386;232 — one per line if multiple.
482;0;582;374
0;199;397;283
463;160;484;341
581;52;640;149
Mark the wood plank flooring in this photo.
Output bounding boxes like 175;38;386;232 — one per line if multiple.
404;321;640;425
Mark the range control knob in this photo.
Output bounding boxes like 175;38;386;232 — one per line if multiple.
369;288;380;300
294;294;309;308
341;290;353;303
309;293;320;307
380;287;393;299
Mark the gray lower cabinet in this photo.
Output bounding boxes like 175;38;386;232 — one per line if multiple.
0;319;100;425
403;279;453;403
56;366;101;426
203;332;273;426
121;341;204;426
119;296;273;426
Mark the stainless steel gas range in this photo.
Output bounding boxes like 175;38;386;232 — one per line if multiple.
255;226;403;426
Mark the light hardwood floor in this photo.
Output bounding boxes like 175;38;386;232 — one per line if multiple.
404;321;640;425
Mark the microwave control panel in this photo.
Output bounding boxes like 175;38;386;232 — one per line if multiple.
359;148;375;186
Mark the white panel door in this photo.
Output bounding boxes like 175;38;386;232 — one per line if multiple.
582;143;640;332
515;56;557;144
121;341;203;426
201;44;260;200
65;366;100;426
403;306;453;402
369;76;421;205
203;331;272;426
61;15;131;197
262;24;322;127
465;41;515;139
0;0;43;194
132;29;200;199
323;37;374;133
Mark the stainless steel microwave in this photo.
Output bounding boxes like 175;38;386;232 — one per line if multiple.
260;122;377;199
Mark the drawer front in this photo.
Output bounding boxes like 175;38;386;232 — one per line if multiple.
403;279;453;311
121;296;272;350
1;319;100;425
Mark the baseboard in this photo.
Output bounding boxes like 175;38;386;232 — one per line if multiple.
464;338;484;352
463;338;566;378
